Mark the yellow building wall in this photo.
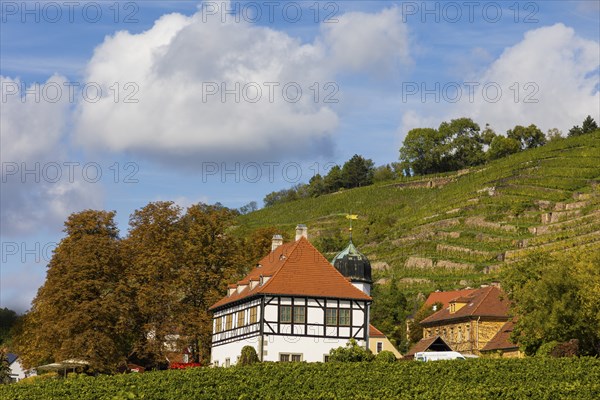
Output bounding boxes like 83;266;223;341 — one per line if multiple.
422;320;507;355
369;337;402;359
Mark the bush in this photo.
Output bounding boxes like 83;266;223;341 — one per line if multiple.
328;339;375;362
537;341;559;357
238;346;259;366
374;350;396;363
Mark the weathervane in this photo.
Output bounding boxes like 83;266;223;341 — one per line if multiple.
346;213;358;241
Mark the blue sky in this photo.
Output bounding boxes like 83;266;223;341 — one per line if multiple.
1;0;599;312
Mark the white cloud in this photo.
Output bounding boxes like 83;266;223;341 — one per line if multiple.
399;23;600;137
320;7;410;75
73;6;409;163
0;75;103;236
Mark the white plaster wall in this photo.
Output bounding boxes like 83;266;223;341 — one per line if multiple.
351;282;371;296
263;335;367;363
211;336;261;367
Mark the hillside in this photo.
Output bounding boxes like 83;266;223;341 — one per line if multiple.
237;132;600;296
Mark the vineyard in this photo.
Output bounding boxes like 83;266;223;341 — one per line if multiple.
2;358;600;400
237;132;600;295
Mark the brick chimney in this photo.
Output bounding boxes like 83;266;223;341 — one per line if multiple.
271;234;283;251
295;224;308;241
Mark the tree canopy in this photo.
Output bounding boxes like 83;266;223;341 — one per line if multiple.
502;250;600;356
13;203;251;372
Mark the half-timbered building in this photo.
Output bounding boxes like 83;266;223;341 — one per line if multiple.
209;225;373;366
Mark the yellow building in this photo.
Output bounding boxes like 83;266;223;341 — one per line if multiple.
418;286;517;356
369;324;402;359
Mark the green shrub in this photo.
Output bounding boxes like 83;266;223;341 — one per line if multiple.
374;350;396;363
238;346;259;366
328;339;375;362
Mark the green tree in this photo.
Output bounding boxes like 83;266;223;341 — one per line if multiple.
407;301;443;344
328;339;374;362
238;346;259;366
438;117;485;169
502;251;600;356
506;124;546;149
372;164;396;183
13;210;128;373
581;115;598;134
341;155;375;188
323;165;344;192
546;128;563;142
399;127;445;175
0;350;12;384
569;116;598;137
370;278;408;349
0;308;18;346
308;174;326;197
487;136;521;161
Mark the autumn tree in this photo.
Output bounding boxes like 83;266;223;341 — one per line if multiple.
175;203;246;362
13;210;127;373
122;201;184;368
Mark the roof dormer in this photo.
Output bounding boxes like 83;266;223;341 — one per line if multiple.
449;296;471;314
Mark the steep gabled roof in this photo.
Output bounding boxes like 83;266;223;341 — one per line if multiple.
420;286;509;326
6;353;18;365
424;288;477;309
481;320;519;352
369;324;386;338
210;237;371;310
405;336;452;358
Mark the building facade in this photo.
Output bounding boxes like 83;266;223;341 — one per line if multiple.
209;226;373;366
418;286;512;356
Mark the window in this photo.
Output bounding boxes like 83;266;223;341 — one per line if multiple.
225;358;230;367
293;306;306;323
325;308;338;325
250;306;258;324
339;309;351;326
215;317;222;333
376;342;383;353
214;360;219;367
279;305;292;323
237;310;245;327
225;314;233;330
323;355;330;363
280;353;302;362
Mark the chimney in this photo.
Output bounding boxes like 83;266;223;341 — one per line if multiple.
295;224;308;241
271;234;283;251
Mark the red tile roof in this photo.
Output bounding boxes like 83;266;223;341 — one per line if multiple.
424;288;477;308
210;237;371;310
481;320;519;352
420;286;510;326
369;324;386;338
